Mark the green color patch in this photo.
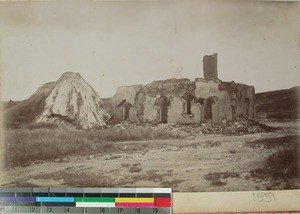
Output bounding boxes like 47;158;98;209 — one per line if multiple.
75;197;115;202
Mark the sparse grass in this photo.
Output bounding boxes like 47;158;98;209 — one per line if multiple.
4;127;181;167
246;135;299;149
105;155;121;160
204;172;240;186
204;172;240;180
34;171;118;187
203;141;221;148
26;122;59;130
161;179;184;189
210;180;227;186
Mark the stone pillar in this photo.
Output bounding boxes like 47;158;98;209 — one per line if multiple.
203;53;218;80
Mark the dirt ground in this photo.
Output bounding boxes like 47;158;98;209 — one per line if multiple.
1;120;299;192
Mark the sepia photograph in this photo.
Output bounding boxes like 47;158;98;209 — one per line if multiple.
0;0;299;194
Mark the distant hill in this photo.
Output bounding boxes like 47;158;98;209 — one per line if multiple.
1;100;22;110
4;72;110;129
255;86;300;120
4;82;57;128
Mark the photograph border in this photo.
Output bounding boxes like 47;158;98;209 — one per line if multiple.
0;0;299;213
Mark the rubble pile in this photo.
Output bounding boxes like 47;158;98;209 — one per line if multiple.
113;117;279;135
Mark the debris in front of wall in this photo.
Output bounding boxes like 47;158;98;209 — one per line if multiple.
112;117;279;135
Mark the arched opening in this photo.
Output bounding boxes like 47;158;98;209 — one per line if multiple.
204;97;215;120
156;96;171;123
182;92;194;115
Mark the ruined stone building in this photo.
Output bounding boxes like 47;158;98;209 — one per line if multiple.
104;54;255;125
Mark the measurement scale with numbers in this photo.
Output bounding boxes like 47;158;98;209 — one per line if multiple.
0;188;172;214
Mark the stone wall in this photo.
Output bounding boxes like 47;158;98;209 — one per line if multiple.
103;54;255;125
219;81;255;119
137;79;198;124
194;79;232;124
167;97;201;125
108;85;142;121
105;77;254;125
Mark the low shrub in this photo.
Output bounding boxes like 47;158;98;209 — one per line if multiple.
250;149;298;180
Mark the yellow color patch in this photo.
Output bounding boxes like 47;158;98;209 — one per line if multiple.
115;198;154;203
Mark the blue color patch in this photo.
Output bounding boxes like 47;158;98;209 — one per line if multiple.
36;197;74;203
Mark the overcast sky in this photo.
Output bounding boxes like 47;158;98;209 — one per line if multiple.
0;1;299;101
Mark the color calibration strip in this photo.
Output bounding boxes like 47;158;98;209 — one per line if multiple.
0;188;171;213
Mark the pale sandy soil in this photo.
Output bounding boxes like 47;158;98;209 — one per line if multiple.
1;121;299;192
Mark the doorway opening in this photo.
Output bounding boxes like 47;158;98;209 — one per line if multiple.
204;97;215;120
156;96;170;123
182;92;194;115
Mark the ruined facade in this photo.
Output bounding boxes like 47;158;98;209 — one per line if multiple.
105;54;255;125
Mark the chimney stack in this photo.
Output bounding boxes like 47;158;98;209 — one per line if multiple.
203;53;218;80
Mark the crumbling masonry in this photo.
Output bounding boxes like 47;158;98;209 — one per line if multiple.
104;54;255;125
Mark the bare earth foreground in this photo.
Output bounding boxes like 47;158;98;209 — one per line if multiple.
1;121;299;192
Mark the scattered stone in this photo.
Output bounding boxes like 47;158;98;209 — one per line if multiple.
112;117;279;135
105;155;121;160
129;163;142;173
121;163;130;168
229;149;236;154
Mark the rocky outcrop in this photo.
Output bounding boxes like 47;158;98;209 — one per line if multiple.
5;72;110;129
36;72;110;129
